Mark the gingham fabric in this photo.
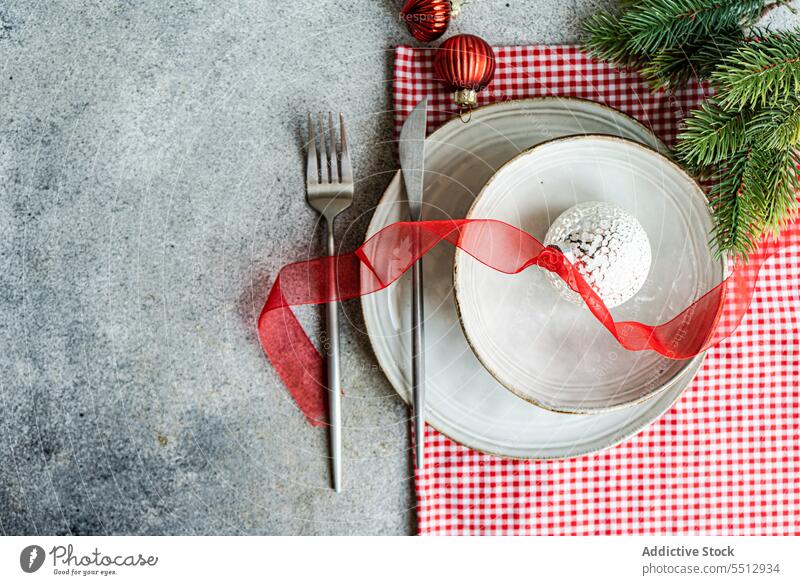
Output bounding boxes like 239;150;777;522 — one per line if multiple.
393;45;800;536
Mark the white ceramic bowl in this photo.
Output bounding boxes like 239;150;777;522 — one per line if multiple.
453;134;722;413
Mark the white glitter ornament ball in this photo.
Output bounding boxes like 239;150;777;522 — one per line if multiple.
543;201;651;308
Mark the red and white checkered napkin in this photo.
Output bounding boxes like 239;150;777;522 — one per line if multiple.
394;45;800;535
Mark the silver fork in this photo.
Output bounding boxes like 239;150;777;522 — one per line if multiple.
306;112;353;492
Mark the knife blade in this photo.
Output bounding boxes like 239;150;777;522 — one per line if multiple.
399;99;428;222
399;99;428;470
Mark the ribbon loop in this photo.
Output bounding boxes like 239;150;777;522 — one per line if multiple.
258;217;800;425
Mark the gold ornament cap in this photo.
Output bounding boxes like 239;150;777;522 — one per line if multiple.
453;88;478;108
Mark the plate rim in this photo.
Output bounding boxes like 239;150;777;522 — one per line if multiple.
360;97;706;459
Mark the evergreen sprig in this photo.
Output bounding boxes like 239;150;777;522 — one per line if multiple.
640;31;744;90
747;98;800;148
675;99;750;168
707;148;762;255
584;0;777;88
623;0;764;54
583;1;800;259
713;31;800;108
710;146;800;254
584;11;640;66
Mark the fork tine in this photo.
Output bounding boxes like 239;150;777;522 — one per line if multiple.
318;113;329;183
307;113;318;185
328;112;339;183
339;113;353;183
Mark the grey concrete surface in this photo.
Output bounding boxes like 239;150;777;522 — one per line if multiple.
1;1;798;536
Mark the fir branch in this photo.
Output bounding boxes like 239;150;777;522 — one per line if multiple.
676;99;750;169
583;1;764;88
691;28;749;75
749;147;800;235
746;97;800;148
640;28;744;89
621;0;766;54
707;148;763;256
584;10;645;66
713;30;800;109
708;146;800;257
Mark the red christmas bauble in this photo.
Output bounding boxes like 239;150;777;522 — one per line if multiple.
433;34;496;113
400;0;452;42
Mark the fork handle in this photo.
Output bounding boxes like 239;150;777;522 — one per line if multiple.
411;258;425;470
325;221;342;492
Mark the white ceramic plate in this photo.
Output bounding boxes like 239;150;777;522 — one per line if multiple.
361;98;706;459
454;135;721;413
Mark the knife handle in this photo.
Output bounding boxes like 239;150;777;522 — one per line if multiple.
411;258;425;470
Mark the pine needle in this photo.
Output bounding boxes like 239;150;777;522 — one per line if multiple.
622;0;765;54
641;29;744;90
584;11;644;66
746;98;800;149
750;147;800;235
707;147;800;258
676;99;750;169
707;148;763;257
713;31;800;109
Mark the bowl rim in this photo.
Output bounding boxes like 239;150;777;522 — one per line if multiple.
451;133;721;414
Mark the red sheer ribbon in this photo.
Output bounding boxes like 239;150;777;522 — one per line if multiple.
257;217;800;426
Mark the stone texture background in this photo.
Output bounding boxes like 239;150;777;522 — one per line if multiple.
1;1;798;535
